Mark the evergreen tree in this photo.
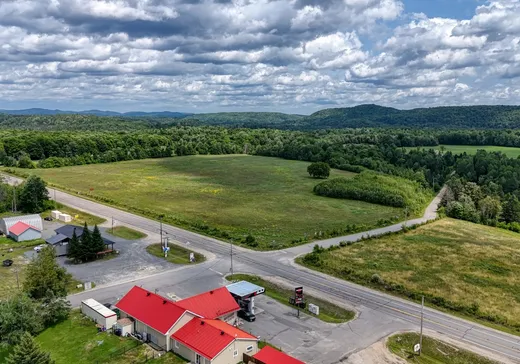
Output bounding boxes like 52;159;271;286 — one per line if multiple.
6;332;54;364
80;222;93;261
92;225;106;255
68;229;81;263
40;290;71;327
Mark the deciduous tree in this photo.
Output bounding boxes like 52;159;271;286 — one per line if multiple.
23;246;69;300
307;162;330;179
18;175;49;213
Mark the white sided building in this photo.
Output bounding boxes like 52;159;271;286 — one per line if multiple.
0;214;43;235
81;299;118;329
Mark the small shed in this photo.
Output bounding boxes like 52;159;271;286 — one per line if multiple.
114;317;134;337
81;299;117;329
58;213;72;223
51;210;62;219
0;214;43;235
8;221;42;242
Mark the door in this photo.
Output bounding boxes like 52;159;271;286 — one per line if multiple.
195;354;202;364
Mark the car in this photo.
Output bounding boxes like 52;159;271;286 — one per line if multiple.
238;309;256;322
33;245;45;252
2;259;13;267
44;216;53;221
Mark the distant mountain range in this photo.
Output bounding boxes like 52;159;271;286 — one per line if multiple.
2;104;520;130
0;108;192;118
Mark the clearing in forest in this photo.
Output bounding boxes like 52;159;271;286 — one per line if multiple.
14;155;409;249
407;145;520;158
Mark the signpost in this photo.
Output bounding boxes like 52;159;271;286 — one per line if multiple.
189;252;195;263
294;286;304;305
163;246;170;257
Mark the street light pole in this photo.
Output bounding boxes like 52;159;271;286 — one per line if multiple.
419;295;424;356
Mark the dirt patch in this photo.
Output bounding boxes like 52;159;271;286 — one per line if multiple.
344;340;406;364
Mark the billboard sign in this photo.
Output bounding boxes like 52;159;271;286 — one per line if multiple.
295;286;304;304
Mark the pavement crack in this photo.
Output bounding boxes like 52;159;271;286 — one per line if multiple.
462;326;473;339
347;321;360;336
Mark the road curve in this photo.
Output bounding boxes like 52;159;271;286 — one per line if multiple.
2;174;519;363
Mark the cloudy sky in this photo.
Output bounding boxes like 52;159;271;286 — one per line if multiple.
0;0;519;113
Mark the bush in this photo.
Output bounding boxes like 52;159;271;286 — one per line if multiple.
314;171;431;213
370;274;384;285
339;241;347;247
243;234;258;247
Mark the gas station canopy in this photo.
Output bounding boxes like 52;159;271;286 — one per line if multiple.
226;280;265;300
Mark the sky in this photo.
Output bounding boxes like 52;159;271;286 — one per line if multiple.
0;0;519;114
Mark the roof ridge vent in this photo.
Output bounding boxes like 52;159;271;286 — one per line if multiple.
146;292;151;296
163;300;167;304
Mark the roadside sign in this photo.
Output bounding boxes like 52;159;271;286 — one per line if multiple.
84;282;92;290
189;253;195;262
295;286;304;304
414;343;421;353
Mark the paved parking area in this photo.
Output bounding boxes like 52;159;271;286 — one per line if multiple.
240;295;413;364
33;221;180;285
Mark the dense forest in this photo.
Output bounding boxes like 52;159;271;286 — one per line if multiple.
4;104;520;130
4;106;520;232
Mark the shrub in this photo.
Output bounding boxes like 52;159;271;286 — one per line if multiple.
314;171;430;213
339;241;347;247
370;274;384;285
307;162;331;179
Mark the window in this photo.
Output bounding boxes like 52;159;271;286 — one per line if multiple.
174;340;179;349
233;350;238;357
246;345;253;353
196;354;202;364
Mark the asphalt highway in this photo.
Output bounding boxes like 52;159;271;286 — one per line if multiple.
3;174;519;363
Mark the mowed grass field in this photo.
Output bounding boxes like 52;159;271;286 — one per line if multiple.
15;155;404;249
298;218;520;331
406;145;520;158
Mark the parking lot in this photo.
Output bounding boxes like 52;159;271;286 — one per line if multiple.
27;220;191;285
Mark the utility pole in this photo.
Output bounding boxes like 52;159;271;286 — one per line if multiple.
54;188;57;209
419;295;424;356
160;216;163;247
12;183;17;213
112;217;115;234
15;268;19;290
230;239;234;277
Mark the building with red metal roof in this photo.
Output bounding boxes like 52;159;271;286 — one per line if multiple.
172;317;258;364
176;286;240;322
8;221;41;242
253;346;305;364
114;286;200;351
114;285;258;362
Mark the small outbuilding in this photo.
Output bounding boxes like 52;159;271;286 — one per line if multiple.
0;214;43;236
114;318;134;337
81;298;118;329
8;221;42;242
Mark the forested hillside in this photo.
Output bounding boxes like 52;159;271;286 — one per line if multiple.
4;104;520;130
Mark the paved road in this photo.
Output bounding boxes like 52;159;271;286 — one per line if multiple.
3;174;519;363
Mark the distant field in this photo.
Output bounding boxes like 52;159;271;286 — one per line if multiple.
298;218;520;332
406;145;520;158
10;155;407;249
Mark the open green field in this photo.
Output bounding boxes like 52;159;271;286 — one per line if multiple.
406;145;520;158
11;155;407;249
298;218;520;332
36;311;187;364
146;243;206;265
226;274;355;323
108;226;147;240
388;333;498;364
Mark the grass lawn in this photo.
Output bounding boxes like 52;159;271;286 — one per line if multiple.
107;226;147;240
0;236;44;299
146;243;205;265
226;274;355;324
297;218;520;332
387;333;498;364
36;311;143;364
10;155;407;249
41;202;106;226
406;145;520;158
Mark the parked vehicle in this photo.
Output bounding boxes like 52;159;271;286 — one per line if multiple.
2;259;13;267
44;216;53;221
238;309;256;322
33;245;45;252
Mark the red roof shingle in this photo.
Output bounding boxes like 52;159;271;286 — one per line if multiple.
176;286;240;319
172;318;257;360
254;346;305;364
9;221;40;236
114;286;186;334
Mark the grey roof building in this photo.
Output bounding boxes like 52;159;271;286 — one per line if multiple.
46;225;115;256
